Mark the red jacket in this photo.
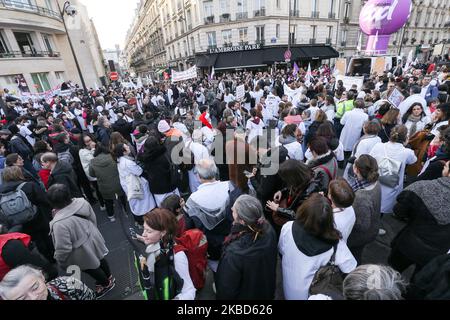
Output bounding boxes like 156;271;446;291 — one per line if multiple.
0;233;31;281
39;169;51;190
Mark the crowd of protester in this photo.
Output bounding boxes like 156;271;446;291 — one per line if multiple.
0;58;449;301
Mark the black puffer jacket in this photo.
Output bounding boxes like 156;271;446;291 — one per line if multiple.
47;161;82;198
140;144;177;195
216;223;278;300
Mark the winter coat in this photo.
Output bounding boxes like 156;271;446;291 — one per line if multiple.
48;161;82;198
95;126;111;147
9;135;32;161
89;153;124;200
140;144;177;195
340;109;369;152
111;119;132;143
307;151;338;193
216;223;278;300
79;148;96;182
392;178;450;268
50;198;109;270
348;182;382;249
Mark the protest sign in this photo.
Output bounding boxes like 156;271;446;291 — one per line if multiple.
388;88;405;107
235;85;245;100
336;75;365;91
171;66;198;83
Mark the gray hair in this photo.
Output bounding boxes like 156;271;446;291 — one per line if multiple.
196;159;218;181
0;265;43;300
233;195;264;226
343;265;407;300
97;116;108;127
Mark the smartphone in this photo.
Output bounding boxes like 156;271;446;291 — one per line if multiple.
243;170;253;178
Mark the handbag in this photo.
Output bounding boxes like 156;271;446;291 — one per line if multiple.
309;243;345;300
377;145;402;188
126;174;144;201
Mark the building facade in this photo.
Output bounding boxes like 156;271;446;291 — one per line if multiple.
0;0;106;95
124;0;450;76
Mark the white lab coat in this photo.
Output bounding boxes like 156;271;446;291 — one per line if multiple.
118;156;156;216
398;94;429;118
369;142;417;214
340;109;369;152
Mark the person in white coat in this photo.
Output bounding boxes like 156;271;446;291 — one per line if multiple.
114;143;156;225
340;99;369;153
186;129;212;193
246;109;265;144
402;103;431;139
279;194;357;300
398;85;429;118
343;120;382;184
277;124;304;161
370;125;417;214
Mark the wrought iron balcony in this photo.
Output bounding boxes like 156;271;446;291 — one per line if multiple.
0;0;62;21
254;8;266;17
204;15;215;24
0;50;61;58
236;12;248;20
290;10;299;17
311;11;320;18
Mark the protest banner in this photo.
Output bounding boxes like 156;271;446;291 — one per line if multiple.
19;85;73;103
235;85;245;100
171;66;198;83
336;75;365;91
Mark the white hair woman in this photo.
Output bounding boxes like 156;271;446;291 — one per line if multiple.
0;265;95;300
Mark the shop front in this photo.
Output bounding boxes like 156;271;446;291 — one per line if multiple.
195;44;339;74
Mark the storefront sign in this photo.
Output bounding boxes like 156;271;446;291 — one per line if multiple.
208;43;263;54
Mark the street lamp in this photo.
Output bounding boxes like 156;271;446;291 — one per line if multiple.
57;1;88;95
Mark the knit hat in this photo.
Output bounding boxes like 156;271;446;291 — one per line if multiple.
158;120;170;133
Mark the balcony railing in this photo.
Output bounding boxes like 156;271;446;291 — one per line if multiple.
187;24;192;31
0;0;62;21
0;50;61;58
328;12;336;19
256;39;265;45
309;38;316;44
341;41;347;47
238;41;249;46
290;9;299;17
326;38;332;44
204;15;215;24
236;12;248;20
254;8;266;17
223;42;233;47
219;13;231;23
208;45;217;50
311;11;320;18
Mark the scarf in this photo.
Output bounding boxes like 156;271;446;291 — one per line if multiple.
407;114;422;137
351;178;372;193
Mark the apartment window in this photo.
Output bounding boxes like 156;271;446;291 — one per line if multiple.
311;25;317;44
4;0;33;10
177;43;181;57
204;1;213;18
207;31;217;47
186;10;192;28
0;31;9;55
13;32;37;56
327;26;333;43
344;0;351;19
254;0;265;9
276;24;280;38
222;30;232;46
55;71;64;80
276;0;280;9
31;72;51;92
237;0;247;13
289;25;296;44
42;34;54;53
329;0;335;18
45;0;54;11
197;34;201;49
190;37;195;53
312;0;317;12
239;28;248;43
219;0;230;13
256;26;265;44
421;31;427;42
342;29;348;45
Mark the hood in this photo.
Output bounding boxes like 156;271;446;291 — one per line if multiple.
292;222;336;257
224;223;276;257
50;198;92;230
93;153;115;168
279;135;297;145
52;161;73;176
0;181;25;193
142;143;166;161
251;117;261;125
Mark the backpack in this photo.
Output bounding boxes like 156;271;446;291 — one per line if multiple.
0;183;37;228
174;229;208;290
309;243;345;300
57;149;74;166
377;145;402;188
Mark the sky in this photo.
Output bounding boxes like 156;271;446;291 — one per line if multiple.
79;0;140;51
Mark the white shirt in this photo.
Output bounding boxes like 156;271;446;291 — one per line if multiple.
173;251;196;300
279;222;357;300
340;109;369;152
224;94;235;104
252;90;264;105
333;207;356;243
370;142;417;213
19;124;35;146
246;118;265;144
266;94;281;118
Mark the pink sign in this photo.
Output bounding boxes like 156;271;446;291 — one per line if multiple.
359;0;412;55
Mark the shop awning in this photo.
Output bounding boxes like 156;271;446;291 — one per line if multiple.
294;45;339;60
195;54;218;67
214;50;266;70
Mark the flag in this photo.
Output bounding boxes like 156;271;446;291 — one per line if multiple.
94;82;99;91
137;76;143;88
209;67;215;81
305;63;312;86
405;49;414;70
293;62;300;76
